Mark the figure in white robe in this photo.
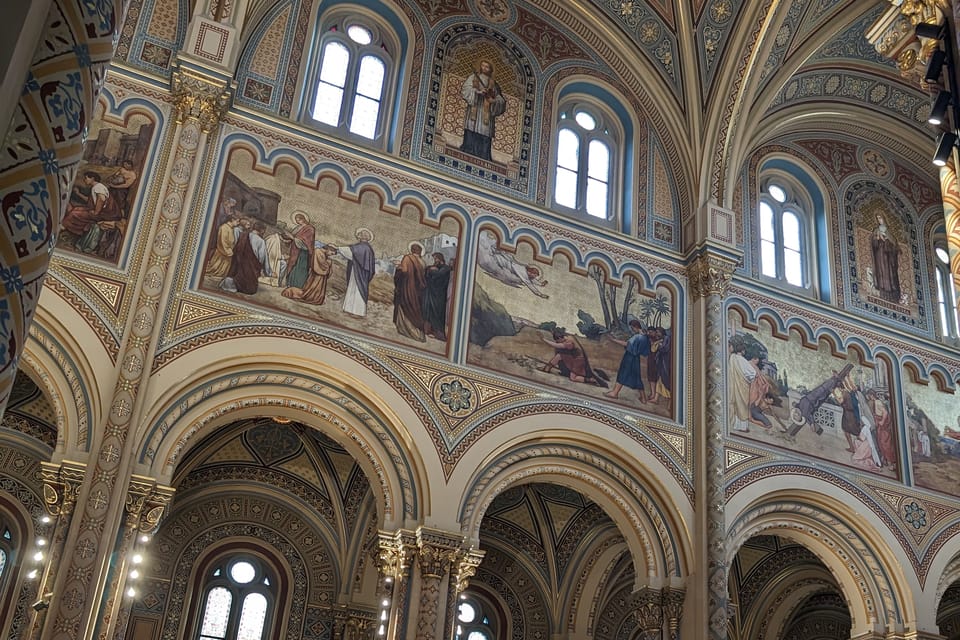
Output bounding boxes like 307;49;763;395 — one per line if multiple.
338;228;376;317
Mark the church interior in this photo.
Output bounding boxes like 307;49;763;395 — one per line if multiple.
0;0;960;639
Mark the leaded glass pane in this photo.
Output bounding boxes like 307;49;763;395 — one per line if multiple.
586;178;608;218
199;587;232;640
319;41;349;86
557;128;579;171
466;631;489;640
784;248;803;286
759;202;774;241
458;602;477;623
782;211;801;251
555;167;578;208
574;110;596;131
237;593;269;640
760;240;777;278
313;85;345;125
938;273;950;334
0;549;6;579
347;25;372;45
230;561;256;584
767;184;787;203
355;55;385;100
587;140;609;181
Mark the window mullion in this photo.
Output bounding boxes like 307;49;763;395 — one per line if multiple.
578;132;589;211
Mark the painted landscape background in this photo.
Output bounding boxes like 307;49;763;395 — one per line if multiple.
903;375;960;497
467;230;675;419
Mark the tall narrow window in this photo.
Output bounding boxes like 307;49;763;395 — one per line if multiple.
308;17;395;145
551;103;619;221
196;557;275;640
757;180;812;290
935;244;959;339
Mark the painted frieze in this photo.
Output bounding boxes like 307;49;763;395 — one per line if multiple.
726;312;899;479
903;374;960;497
467;229;675;419
56;109;156;264
199;147;461;355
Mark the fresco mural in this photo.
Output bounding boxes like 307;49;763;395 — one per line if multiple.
845;181;924;328
467;230;674;419
726;313;899;479
904;375;960;497
57;115;155;262
421;30;534;194
200;148;461;354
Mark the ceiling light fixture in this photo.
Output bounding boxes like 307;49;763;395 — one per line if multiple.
933;131;957;166
926;49;947;83
929;90;952;125
916;22;944;40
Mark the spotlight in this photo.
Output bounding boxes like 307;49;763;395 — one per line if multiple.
916;22;944;40
930;91;952;125
933;131;957;166
926;49;947;83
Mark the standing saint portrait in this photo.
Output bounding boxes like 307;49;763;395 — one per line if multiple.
338;227;377;317
871;214;901;303
460;60;506;161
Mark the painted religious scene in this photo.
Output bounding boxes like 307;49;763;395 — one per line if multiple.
904;375;960;497
200;147;461;354
57;115;155;263
846;182;923;328
421;30;533;193
726;313;899;479
467;230;675;419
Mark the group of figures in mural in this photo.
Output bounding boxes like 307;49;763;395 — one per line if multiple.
726;316;960;492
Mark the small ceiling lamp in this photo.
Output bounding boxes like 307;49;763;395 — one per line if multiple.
929;90;952;125
926;49;947;83
933;131;957;166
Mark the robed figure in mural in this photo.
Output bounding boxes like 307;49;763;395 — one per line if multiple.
871;214;901;303
393;243;427;341
63;171;124;250
339;228;377;317
460;60;506;161
282;211;317;289
423;252;452;340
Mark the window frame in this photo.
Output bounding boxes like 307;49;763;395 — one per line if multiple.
549;100;621;227
196;554;276;640
756;175;817;295
934;241;960;341
304;14;396;148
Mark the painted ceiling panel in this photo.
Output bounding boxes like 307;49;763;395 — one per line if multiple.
695;0;744;99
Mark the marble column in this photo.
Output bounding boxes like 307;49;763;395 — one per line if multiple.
414;528;463;640
0;0;127;415
378;529;417;640
687;235;738;640
43;64;230;640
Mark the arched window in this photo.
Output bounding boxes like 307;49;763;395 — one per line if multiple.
551;102;620;222
454;594;498;640
307;15;396;145
757;177;816;292
934;242;959;339
197;556;275;640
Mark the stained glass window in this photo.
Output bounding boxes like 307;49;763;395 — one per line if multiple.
196;556;275;640
552;104;618;221
308;16;394;145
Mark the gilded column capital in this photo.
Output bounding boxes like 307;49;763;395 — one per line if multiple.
415;527;463;578
662;588;684;640
686;248;738;302
633;587;664;636
378;529;417;580
452;548;485;594
41;461;86;516
170;66;232;132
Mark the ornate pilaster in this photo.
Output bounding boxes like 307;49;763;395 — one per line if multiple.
414;528;463;640
686;235;739;640
28;461;86;639
46;64;229;640
633;587;664;640
108;479;175;640
0;0;128;414
443;548;484;640
662;588;684;640
378;529;417;640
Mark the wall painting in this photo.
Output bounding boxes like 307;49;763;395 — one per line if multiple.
57;114;155;263
726;313;899;479
421;30;534;194
200;148;460;355
467;230;675;420
904;375;960;497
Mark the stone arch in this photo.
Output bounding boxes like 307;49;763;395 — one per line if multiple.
726;488;913;636
458;430;690;587
137;344;431;529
